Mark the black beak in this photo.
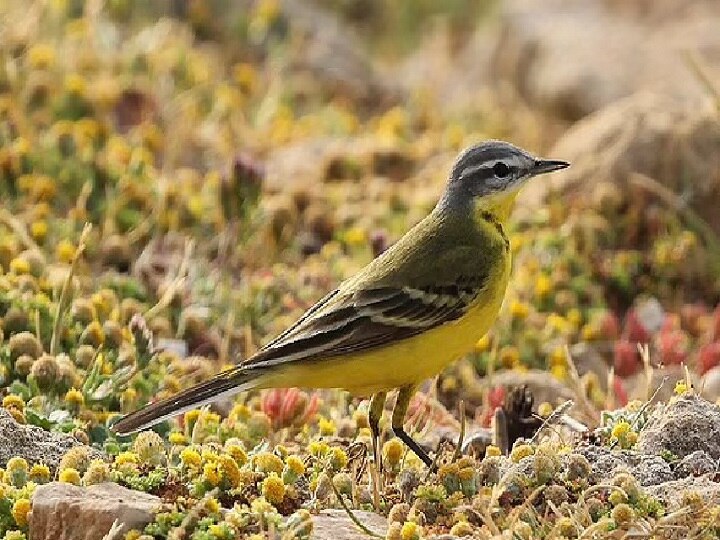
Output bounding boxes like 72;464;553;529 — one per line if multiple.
532;159;570;175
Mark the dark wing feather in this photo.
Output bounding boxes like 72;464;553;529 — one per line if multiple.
244;277;486;369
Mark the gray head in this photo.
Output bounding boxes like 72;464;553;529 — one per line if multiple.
441;140;569;209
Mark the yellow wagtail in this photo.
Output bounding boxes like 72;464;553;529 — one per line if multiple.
113;140;569;466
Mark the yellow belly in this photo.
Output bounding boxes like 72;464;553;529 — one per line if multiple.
263;256;512;395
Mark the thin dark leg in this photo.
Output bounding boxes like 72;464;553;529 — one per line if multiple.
368;392;387;473
392;385;432;467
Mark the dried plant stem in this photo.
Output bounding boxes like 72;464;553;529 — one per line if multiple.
564;345;600;426
452;400;466;462
0;207;45;255
144;238;194;320
684;49;720;112
330;477;383;538
50;223;92;355
100;520;124;540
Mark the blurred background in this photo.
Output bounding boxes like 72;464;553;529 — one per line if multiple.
1;0;720;444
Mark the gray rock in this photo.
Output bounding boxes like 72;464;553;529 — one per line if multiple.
0;409;104;472
636;395;720;460
29;482;160;540
279;0;399;109
312;509;387;540
491;0;720;121
701;366;720;402
574;445;673;486
516;93;720;235
674;451;718;479
646;476;720;511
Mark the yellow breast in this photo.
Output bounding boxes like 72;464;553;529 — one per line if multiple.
265;251;512;396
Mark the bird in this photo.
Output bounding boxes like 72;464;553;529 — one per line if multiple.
112;140;569;467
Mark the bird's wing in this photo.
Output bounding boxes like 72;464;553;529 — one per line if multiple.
243;243;490;368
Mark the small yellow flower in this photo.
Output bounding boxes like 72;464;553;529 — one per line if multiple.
168;432;187;445
674;380;688;395
203;462;221;486
65;73;87;96
229;403;250;421
185;409;201;425
485;445;502;458
115;452;140;466
330;447;348;470
400;521;422;540
551;364;568;381
180;448;202;469
261;473;286;505
64;388;85;408
30;221;48;242
3;394;25;411
510;300;530;320
233;62;257;92
499;345;521;369
307;441;329;458
538;402;554;418
219;455;242;488
383;438;404;468
510;444;534;463
318;417;336;436
253;452;284;474
9;257;31;275
611;421;631;440
285;455;305;476
225;444;248;466
59;467;81;485
28;44;56;69
205;497;221;515
535;274;552;298
12;498;31;527
29;463;51;483
6;457;29;475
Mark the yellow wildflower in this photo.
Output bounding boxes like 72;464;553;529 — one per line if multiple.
203;462;221;486
261;473;286;505
3;394;25;411
253;452;284;475
64;388;84;408
285;455;305;476
29;463;51;483
180;448;202;469
12;498;31;527
168;432;188;445
611;421;631;439
115;452;140;466
318;417;336;436
59;468;81;485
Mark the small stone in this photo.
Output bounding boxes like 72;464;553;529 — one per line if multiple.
674;450;717;479
311;509;387;540
0;409;104;472
29;482;160;540
636;395;720;460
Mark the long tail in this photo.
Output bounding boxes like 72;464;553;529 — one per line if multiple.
111;366;265;436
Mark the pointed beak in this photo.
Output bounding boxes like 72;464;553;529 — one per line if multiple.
532;158;570;175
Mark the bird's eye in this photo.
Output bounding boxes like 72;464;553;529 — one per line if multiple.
493;162;511;178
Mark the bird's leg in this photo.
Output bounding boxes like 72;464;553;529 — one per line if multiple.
392;385;433;467
368;391;387;474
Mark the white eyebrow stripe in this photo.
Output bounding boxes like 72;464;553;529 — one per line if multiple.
459;155;523;179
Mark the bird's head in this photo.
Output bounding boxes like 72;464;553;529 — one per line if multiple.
441;140;569;222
